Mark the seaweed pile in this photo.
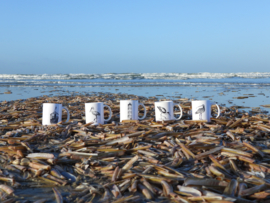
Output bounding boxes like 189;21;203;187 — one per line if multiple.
0;93;270;203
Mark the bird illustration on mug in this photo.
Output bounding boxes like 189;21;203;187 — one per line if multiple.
127;102;132;120
90;107;100;122
50;106;59;124
195;104;205;120
157;106;170;120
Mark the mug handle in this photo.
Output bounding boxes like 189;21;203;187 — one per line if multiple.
104;104;112;122
213;103;221;118
62;106;70;123
138;103;146;120
173;103;183;120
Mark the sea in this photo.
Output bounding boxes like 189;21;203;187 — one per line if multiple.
0;72;270;112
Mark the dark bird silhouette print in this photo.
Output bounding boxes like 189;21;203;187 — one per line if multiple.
157;106;170;120
50;106;59;124
195;104;205;120
90;107;100;122
127;102;132;120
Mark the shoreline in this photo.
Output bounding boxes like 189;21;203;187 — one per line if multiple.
1;84;270;114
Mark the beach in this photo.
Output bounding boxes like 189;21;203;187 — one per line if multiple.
0;73;270;202
1;90;270;202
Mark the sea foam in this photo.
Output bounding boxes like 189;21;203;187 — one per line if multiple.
0;72;270;80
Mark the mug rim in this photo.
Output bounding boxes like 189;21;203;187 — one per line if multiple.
85;102;103;104
155;101;173;103
43;103;62;105
120;100;138;102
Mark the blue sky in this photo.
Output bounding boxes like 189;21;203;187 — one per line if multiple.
0;1;270;74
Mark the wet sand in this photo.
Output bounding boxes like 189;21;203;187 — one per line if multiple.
0;85;270;113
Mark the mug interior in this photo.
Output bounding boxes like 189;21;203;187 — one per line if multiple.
43;103;61;106
120;100;137;102
85;102;103;104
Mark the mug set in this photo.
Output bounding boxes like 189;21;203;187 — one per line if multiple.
42;102;112;126
154;100;220;122
42;100;220;125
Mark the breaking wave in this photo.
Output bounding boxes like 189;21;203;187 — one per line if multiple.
0;72;270;80
0;72;270;88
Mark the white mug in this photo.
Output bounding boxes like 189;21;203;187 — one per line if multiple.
120;100;146;122
154;101;183;121
85;102;112;125
191;100;220;122
42;103;70;125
